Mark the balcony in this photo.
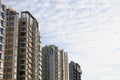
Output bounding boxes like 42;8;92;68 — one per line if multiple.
28;32;32;37
28;43;32;47
20;43;26;48
21;38;26;43
20;60;26;64
28;75;31;80
29;26;32;32
28;69;32;74
21;27;27;32
28;63;32;69
27;58;32;63
20;49;26;54
19;77;25;80
20;18;27;25
20;66;25;70
28;37;32;42
20;54;26;60
28;53;32;58
19;71;25;76
28;48;32;53
21;32;26;37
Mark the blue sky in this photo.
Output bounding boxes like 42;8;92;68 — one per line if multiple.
4;0;120;80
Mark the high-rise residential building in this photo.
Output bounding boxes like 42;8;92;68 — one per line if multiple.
18;11;42;80
69;61;82;80
60;50;69;80
4;8;19;80
4;8;42;80
0;0;6;80
42;45;69;80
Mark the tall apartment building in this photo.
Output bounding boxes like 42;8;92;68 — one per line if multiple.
60;50;69;80
4;8;19;80
18;11;42;80
69;61;82;80
42;45;69;80
0;0;6;80
4;8;42;80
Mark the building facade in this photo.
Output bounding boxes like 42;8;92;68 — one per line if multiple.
4;8;19;80
18;11;42;80
69;61;82;80
3;7;42;80
0;0;6;80
60;50;69;80
42;45;69;80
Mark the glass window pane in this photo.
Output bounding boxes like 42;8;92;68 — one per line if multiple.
0;45;3;51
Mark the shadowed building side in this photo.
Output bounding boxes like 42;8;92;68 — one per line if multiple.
69;61;82;80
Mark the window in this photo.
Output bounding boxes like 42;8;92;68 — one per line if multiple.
21;43;26;47
21;38;26;42
8;56;13;60
21;32;26;36
8;50;13;54
0;28;3;35
2;5;6;11
30;17;33;26
20;21;26;26
0;28;3;34
8;38;13;42
6;74;12;78
7;68;12;72
21;13;26;18
19;71;25;75
6;22;8;26
8;44;13;48
4;62;6;66
21;27;26;31
10;22;14;26
10;16;14;21
0;36;3;43
1;12;5;19
1;20;4;27
0;53;1;60
9;27;14;31
7;62;12;66
7;32;14;37
0;45;3;51
21;49;25;53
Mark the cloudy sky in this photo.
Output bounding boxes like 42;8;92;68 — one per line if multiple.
4;0;120;80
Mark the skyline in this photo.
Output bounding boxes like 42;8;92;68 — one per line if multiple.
4;0;120;80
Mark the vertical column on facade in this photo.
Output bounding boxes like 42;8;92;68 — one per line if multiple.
0;1;6;80
32;14;41;80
